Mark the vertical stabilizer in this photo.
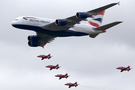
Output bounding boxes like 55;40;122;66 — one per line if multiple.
88;10;105;27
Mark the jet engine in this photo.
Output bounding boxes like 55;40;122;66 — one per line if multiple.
76;12;92;19
28;41;41;47
28;35;40;41
55;19;67;26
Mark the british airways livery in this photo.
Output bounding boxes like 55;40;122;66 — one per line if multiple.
12;3;122;48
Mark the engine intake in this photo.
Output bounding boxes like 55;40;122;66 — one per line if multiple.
55;19;67;26
28;41;41;47
28;35;40;41
76;12;89;19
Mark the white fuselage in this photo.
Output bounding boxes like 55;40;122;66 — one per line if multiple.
12;16;103;37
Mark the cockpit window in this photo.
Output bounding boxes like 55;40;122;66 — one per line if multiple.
23;17;28;20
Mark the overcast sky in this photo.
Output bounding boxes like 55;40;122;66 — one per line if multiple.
0;0;135;90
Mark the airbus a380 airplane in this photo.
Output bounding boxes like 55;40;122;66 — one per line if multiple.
12;3;122;48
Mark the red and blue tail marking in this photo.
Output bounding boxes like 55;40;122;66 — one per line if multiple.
88;10;105;27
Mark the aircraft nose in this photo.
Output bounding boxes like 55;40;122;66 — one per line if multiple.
11;21;16;27
11;18;20;27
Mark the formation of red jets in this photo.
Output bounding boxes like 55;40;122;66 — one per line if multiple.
37;54;78;88
37;54;132;88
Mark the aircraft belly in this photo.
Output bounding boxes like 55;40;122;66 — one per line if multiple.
12;24;88;37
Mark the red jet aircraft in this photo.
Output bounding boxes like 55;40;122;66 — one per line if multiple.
55;73;69;80
37;54;52;60
46;64;60;70
65;82;78;88
116;66;131;72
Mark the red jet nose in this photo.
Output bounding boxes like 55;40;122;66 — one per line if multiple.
116;67;120;69
55;75;59;77
37;55;43;57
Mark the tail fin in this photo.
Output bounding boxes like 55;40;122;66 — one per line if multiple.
127;66;130;68
65;73;68;76
74;82;78;87
88;10;105;27
56;64;59;67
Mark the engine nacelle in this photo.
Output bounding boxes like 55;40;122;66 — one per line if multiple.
28;41;41;47
28;35;40;41
76;12;88;19
55;19;67;26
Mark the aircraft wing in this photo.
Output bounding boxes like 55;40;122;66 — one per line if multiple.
42;2;119;31
36;32;56;47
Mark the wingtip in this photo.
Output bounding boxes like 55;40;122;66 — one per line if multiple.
114;21;123;25
118;21;123;23
111;2;120;6
118;2;120;5
115;21;123;24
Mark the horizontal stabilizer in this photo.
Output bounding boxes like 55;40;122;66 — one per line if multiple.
89;34;99;38
88;3;119;15
93;21;122;30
